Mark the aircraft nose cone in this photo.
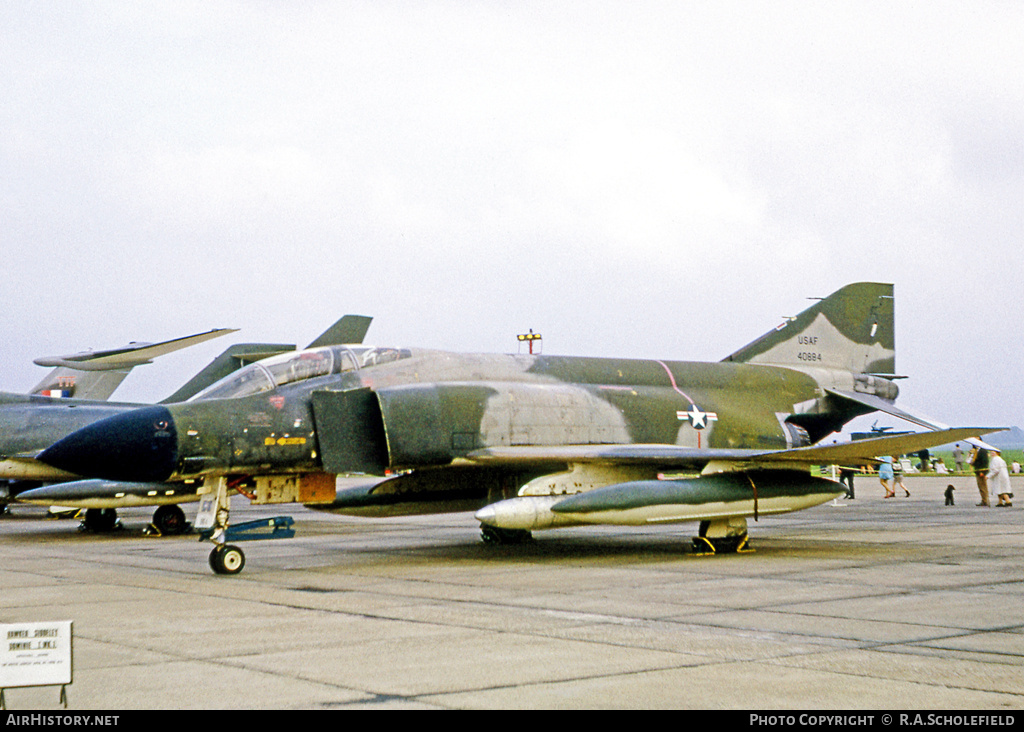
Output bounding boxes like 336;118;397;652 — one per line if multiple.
38;406;178;483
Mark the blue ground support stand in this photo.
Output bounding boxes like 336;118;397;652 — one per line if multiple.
200;516;295;543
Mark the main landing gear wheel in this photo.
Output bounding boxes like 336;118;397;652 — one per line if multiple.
152;505;188;535
209;544;245;575
480;525;533;545
691;518;753;555
83;508;119;533
691;533;751;555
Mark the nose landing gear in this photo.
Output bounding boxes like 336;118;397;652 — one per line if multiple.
195;476;296;575
209;544;246;575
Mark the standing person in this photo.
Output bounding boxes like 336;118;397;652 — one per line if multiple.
879;455;895;498
989;448;1013;507
892;456;910;497
972;446;990;506
953;443;965;473
839;466;857;499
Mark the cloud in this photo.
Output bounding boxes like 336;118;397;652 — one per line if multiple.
2;2;1022;426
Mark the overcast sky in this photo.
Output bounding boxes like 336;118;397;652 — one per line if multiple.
2;2;1022;436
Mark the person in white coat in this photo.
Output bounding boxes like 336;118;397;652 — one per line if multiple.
988;448;1013;507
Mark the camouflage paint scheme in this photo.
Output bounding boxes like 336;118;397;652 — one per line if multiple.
7;317;371;529
0;329;237;488
37;283;997;573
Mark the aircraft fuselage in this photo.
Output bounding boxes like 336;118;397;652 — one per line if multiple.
36;349;875;486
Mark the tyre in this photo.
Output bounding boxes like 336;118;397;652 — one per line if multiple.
153;505;187;535
209;544;246;575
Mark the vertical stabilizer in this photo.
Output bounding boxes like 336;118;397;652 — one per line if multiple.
723;282;894;375
306;315;373;349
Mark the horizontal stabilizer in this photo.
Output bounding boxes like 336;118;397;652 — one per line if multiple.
826;389;947;430
33;328;237;372
827;389;1001;452
31;328;237;401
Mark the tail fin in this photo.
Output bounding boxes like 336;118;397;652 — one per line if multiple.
306;314;373;349
723;282;894;375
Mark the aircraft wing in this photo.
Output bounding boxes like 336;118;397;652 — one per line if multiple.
464;444;759;470
30;328;237;401
464;426;1002;470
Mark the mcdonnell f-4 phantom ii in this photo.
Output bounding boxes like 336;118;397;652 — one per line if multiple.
1;328;236;514
38;283;997;574
9;316;373;532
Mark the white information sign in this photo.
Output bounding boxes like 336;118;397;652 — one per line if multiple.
0;621;73;688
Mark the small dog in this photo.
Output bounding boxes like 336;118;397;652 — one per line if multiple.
945;485;955;506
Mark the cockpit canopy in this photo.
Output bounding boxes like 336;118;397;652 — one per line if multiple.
188;345;411;401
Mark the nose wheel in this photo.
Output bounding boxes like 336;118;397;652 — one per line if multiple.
197;477;240;576
195;476;296;575
209;544;246;575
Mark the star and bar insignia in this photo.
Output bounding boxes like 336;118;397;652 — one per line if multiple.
677;405;718;429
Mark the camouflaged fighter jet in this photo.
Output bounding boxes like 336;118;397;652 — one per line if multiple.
37;283;997;574
0;329;235;514
10;316;372;533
